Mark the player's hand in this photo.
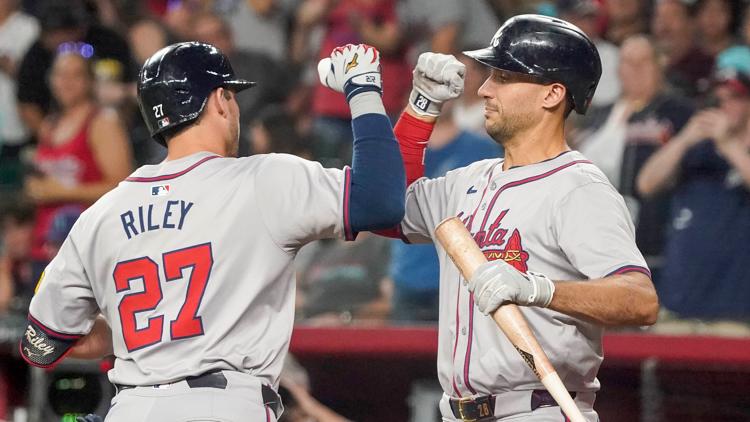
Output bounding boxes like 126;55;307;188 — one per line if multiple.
466;260;555;314
409;52;465;117
317;43;381;102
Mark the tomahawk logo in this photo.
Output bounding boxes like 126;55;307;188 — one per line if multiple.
24;325;55;356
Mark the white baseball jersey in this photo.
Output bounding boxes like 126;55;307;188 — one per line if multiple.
29;151;352;387
400;150;649;397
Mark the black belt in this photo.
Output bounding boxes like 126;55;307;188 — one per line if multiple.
114;371;282;417
449;389;576;421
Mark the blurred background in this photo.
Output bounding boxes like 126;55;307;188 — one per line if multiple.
0;0;749;421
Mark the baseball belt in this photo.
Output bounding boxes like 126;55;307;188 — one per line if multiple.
114;370;282;417
449;389;585;421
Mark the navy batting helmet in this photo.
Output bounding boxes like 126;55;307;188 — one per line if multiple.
137;42;256;144
463;14;602;114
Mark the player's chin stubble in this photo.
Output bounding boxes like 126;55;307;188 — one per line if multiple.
485;111;534;145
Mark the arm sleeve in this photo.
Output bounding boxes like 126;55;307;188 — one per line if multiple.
21;236;98;367
554;182;651;279
348;113;406;234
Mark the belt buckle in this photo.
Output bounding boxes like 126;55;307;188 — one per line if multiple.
457;397;477;422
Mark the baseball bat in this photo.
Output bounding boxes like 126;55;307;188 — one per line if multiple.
435;217;586;422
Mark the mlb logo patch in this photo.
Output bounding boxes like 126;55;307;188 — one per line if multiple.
151;184;171;196
158;117;170;128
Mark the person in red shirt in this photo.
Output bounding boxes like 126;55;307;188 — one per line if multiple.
24;50;132;262
293;0;410;165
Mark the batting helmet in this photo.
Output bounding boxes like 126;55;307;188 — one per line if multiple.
463;14;602;114
137;42;256;144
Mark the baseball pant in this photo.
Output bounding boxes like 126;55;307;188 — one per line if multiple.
104;371;279;422
439;390;599;422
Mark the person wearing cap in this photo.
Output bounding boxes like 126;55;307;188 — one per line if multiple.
638;67;750;328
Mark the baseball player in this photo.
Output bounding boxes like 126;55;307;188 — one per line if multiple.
19;41;405;421
390;15;659;421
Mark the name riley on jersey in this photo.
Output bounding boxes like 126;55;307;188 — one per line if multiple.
119;200;194;239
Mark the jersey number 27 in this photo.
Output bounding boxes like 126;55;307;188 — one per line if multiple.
114;243;213;352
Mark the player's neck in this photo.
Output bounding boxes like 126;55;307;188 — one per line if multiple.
501;124;568;170
164;127;229;161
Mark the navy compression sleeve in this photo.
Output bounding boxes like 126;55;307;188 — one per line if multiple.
348;111;406;235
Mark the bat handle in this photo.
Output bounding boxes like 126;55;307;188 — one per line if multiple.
541;372;587;422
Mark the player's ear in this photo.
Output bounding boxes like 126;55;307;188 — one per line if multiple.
212;87;231;118
541;83;567;111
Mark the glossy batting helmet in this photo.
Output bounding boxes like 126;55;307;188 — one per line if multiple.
137;42;256;144
463;14;602;114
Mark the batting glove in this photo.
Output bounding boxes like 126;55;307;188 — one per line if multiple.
467;260;556;315
317;43;382;102
409;52;465;117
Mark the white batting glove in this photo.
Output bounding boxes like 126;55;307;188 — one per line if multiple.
466;260;556;315
317;43;382;102
409;52;465;117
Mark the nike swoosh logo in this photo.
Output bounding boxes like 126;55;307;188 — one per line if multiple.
467;186;477;194
345;53;359;74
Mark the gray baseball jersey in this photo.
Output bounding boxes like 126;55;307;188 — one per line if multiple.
400;150;649;397
28;151;352;387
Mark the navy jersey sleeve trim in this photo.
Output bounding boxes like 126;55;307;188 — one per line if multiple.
20;314;84;368
605;265;652;279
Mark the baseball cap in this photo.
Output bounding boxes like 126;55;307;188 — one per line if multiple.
711;67;750;98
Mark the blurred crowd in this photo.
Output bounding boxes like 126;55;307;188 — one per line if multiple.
0;0;749;357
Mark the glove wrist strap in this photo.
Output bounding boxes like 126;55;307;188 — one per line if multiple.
409;89;442;117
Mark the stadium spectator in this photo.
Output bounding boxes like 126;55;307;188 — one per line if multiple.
193;12;291;156
214;0;297;63
651;0;715;99
557;0;620;109
0;200;35;314
15;0;135;137
0;0;38;190
694;0;737;57
293;0;409;166
24;51;132;266
389;105;502;322
296;233;392;325
574;35;694;271
637;68;750;330
399;0;500;56
249;105;312;158
603;0;648;45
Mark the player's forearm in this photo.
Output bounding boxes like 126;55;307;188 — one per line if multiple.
636;136;690;197
68;315;113;359
548;272;659;326
347;93;406;233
